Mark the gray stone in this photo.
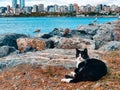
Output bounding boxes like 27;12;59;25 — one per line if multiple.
45;40;55;49
41;34;52;39
70;30;93;39
49;28;63;36
0;46;16;58
57;37;95;50
0;33;27;49
99;41;120;51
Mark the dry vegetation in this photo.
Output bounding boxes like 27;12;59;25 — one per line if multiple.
0;50;120;90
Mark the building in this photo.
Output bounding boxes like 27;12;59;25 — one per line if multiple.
6;5;11;14
115;7;120;13
12;8;21;15
32;5;38;12
91;6;96;12
74;3;80;14
59;5;68;13
12;0;17;8
79;6;85;13
68;4;74;13
111;5;118;11
103;5;110;13
54;4;59;12
96;4;103;12
38;4;44;12
25;6;32;13
47;5;55;12
85;4;92;13
19;0;25;9
0;7;6;14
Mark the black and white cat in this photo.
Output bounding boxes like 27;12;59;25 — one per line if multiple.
61;48;107;83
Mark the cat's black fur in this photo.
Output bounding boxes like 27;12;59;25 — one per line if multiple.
62;48;107;83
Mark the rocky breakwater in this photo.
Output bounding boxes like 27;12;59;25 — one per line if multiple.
40;20;120;51
0;20;120;71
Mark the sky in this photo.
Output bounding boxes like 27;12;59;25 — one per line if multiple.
0;0;119;7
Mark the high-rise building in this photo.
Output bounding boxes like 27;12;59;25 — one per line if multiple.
12;0;17;8
19;0;25;9
74;3;80;14
59;5;68;13
25;6;32;13
47;5;55;12
32;5;38;12
38;4;44;12
68;4;74;13
6;5;11;14
103;5;110;13
54;4;59;12
111;5;118;11
96;4;103;12
0;7;6;13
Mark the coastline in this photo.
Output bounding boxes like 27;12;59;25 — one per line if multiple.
0;19;120;89
0;15;119;18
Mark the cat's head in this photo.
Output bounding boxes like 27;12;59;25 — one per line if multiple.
76;48;89;60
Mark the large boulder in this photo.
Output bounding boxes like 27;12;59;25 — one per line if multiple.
41;34;52;39
17;38;46;52
56;37;95;50
71;30;93;39
92;24;119;49
0;33;27;49
71;24;102;39
76;24;99;35
99;41;120;51
48;28;72;38
0;46;16;58
45;40;55;49
49;28;63;36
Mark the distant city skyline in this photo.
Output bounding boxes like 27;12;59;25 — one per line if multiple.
0;0;120;7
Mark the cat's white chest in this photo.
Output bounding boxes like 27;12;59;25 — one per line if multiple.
76;57;85;68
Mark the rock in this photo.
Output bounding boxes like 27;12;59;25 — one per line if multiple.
57;37;95;50
71;30;93;39
41;34;52;39
49;28;64;36
93;29;115;41
49;36;61;48
76;24;100;35
99;41;120;51
92;24;119;49
0;33;27;49
17;38;46;52
114;29;120;41
0;46;16;58
62;28;72;38
71;24;100;39
45;40;55;49
49;28;72;38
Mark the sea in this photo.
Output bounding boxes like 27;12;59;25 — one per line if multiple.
0;17;118;36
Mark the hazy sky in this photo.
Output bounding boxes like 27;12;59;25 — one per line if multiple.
0;0;119;7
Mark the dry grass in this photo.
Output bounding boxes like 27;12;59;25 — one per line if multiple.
0;50;120;90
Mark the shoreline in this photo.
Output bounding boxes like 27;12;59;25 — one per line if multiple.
0;20;120;89
0;15;119;18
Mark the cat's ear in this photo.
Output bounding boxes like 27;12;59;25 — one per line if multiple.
76;48;81;58
76;48;80;53
84;48;88;53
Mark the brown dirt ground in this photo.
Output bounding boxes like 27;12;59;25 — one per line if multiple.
0;50;120;90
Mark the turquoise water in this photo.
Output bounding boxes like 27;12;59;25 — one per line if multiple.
0;17;117;36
